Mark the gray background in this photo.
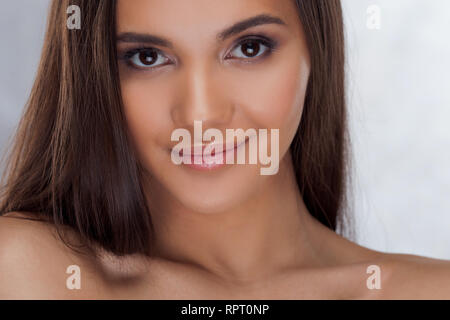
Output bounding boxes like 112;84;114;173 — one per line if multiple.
1;0;449;259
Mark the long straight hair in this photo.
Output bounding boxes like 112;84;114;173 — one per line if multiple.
0;0;352;256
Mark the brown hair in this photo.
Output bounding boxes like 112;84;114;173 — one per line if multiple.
0;0;352;256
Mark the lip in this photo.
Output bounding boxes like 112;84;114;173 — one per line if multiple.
183;139;246;157
171;138;249;171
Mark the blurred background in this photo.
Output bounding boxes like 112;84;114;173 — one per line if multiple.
0;0;449;259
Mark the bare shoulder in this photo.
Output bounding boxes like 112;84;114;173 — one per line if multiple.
361;251;450;299
322;235;450;299
0;212;102;299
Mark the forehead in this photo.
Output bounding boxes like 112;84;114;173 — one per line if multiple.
116;0;301;36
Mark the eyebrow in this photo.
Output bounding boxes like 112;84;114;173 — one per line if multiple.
116;14;287;48
217;14;286;40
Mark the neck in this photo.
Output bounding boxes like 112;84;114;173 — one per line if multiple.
145;153;326;284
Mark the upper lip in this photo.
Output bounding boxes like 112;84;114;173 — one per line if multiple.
172;138;248;156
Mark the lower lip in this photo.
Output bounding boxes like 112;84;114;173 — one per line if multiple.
183;140;246;171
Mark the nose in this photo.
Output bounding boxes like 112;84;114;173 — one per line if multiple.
171;62;234;130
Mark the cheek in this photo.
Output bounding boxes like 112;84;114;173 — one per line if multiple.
119;75;173;148
229;54;310;146
259;65;308;129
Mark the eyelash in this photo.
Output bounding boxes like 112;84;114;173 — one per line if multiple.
119;35;278;71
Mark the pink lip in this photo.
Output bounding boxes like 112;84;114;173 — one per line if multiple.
180;140;243;157
174;138;248;171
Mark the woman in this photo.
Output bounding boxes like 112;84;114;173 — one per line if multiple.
0;0;449;299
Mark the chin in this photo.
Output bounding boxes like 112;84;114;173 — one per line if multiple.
160;162;264;214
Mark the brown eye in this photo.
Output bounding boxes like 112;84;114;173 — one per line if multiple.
128;48;169;68
227;38;274;60
138;50;158;65
240;40;261;57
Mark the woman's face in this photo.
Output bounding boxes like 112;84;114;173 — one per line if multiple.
117;0;310;214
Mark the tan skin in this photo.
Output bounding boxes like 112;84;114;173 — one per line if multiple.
1;0;450;299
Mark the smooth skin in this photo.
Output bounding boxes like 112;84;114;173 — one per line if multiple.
1;0;450;299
